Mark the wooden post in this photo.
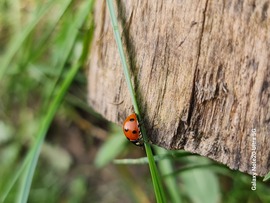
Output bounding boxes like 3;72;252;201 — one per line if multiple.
88;0;270;176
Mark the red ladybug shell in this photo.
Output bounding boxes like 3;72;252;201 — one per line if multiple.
123;113;142;145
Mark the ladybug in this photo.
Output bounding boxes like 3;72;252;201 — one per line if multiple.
122;113;143;146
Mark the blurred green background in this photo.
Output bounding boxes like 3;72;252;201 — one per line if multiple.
0;0;269;202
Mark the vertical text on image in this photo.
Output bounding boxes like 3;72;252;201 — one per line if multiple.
250;128;256;191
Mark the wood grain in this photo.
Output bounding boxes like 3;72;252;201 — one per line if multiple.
88;0;270;176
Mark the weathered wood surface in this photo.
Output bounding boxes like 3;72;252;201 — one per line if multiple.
88;0;270;176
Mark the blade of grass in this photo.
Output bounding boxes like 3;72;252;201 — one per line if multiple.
155;147;183;203
0;0;56;80
263;171;270;182
94;129;127;168
14;1;93;203
106;1;166;202
163;163;226;177
113;152;194;165
17;63;80;203
114;154;171;165
41;0;86;113
181;168;220;203
0;0;71;200
25;0;74;65
0;150;32;203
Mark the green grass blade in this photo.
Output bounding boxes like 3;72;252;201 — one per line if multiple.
0;0;71;200
13;1;93;203
0;151;32;203
163;163;224;177
263;171;270;182
106;1;166;202
181;167;220;203
17;64;79;203
18;62;80;203
0;0;55;80
41;0;85;110
143;143;166;202
106;0;140;117
27;0;74;65
155;147;182;203
114;154;177;165
94;130;127;168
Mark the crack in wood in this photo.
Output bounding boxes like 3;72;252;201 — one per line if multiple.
187;0;209;126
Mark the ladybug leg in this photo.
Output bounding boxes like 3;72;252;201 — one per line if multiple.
138;131;143;139
136;142;144;147
130;140;144;147
138;132;144;145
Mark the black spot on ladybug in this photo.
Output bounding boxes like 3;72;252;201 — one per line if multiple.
125;128;129;132
132;130;137;134
130;118;135;122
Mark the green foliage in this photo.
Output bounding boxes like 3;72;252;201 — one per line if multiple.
94;126;127;168
155;147;183;203
0;0;94;202
1;0;269;203
179;157;220;203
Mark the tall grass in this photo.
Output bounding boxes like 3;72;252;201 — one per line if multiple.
106;0;166;202
0;0;94;202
